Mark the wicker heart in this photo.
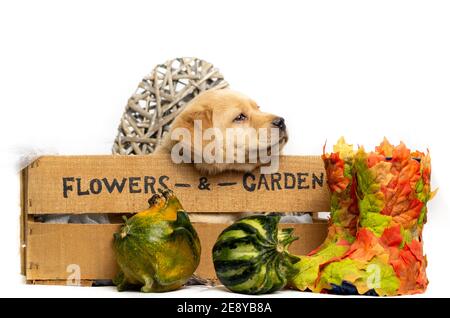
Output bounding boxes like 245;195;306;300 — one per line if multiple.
113;57;229;155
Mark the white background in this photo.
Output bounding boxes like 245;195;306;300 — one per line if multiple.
1;0;449;298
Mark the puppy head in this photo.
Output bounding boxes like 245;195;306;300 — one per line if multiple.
168;89;288;174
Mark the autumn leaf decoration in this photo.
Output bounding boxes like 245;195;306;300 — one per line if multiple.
292;138;436;296
291;137;359;292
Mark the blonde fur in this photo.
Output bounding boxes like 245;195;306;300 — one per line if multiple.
156;89;288;174
155;89;288;223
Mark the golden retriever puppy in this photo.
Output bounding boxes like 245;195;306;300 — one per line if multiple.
156;89;288;174
155;89;288;223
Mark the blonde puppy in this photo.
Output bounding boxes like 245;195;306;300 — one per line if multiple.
157;89;288;172
155;89;288;222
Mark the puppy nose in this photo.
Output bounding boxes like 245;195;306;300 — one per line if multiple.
272;117;286;130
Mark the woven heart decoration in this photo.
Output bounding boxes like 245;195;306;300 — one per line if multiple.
113;57;229;155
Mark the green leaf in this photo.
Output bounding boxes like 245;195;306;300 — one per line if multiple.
319;258;400;296
359;212;392;237
418;206;427;226
359;193;385;215
291;242;348;291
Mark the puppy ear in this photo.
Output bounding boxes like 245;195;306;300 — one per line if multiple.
169;107;213;144
178;107;213;133
168;107;213;161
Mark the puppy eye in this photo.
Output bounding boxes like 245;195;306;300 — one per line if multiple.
233;113;247;122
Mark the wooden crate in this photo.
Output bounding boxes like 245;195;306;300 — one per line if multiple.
21;155;330;285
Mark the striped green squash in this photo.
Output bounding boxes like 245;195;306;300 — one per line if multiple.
212;215;300;294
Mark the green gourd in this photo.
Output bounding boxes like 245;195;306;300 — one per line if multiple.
113;189;201;292
212;215;299;294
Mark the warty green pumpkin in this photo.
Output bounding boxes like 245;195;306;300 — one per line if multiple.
212;215;300;294
113;189;201;292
